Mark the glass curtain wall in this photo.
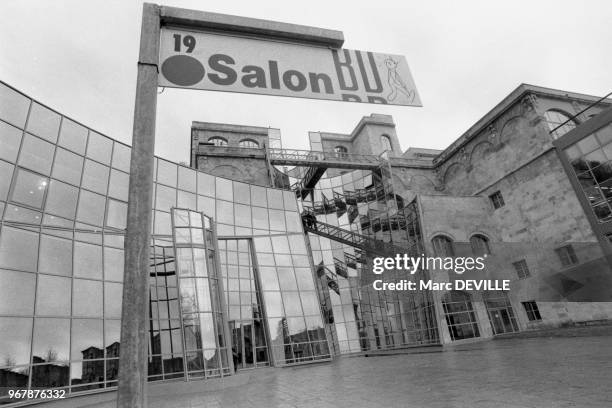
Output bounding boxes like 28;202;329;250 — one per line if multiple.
293;164;439;354
0;81;330;405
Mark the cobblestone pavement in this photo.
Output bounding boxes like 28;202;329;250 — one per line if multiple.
84;336;612;408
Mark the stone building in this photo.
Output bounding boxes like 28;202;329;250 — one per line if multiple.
193;83;612;347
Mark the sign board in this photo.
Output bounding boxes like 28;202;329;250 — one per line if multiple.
159;28;421;106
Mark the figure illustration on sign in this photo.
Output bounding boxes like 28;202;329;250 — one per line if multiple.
384;57;415;103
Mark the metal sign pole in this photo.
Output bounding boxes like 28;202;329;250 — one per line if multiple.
117;3;160;408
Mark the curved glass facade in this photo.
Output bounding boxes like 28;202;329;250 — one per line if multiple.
0;82;330;404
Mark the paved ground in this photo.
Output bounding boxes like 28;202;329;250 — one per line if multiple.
67;336;612;408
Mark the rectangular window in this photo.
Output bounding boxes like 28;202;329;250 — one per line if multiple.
489;190;505;209
522;301;542;321
555;245;578;266
512;259;530;279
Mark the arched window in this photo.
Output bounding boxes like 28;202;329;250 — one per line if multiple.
238;139;259;148
432;235;454;257
334;146;348;158
470;234;491;256
442;291;480;341
545;110;577;139
381;135;393;152
208;137;228;146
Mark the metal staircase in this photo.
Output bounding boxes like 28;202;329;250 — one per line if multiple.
301;210;409;258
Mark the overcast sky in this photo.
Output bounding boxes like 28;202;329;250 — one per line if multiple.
1;0;611;163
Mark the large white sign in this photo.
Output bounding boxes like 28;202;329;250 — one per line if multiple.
158;28;422;106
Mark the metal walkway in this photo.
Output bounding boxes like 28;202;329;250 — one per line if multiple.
302;210;409;258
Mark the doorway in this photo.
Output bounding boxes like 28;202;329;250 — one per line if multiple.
483;292;519;335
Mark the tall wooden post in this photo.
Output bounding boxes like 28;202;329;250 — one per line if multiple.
117;3;160;407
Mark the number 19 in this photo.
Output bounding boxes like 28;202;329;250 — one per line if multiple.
173;34;196;53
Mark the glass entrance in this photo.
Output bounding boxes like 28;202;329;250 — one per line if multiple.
219;239;270;370
483;292;519;335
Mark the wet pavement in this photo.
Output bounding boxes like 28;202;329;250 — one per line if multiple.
67;336;612;408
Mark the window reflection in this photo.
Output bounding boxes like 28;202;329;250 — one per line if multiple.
11;168;48;209
32;318;70;363
0;317;33;367
70;319;103;360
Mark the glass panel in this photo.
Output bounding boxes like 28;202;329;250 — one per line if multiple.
0;269;35;315
294;268;316;291
0;226;39;272
112;143;131;172
155;184;176;211
283;292;303;316
196;172;215;196
82;159;110;194
52;147;84;186
106;199;127;229
4;203;42;224
45;179;78;219
288;235;307;255
86;131;112;164
234;203;251;227
177;190;196;209
267;189;284;210
269;209;286;231
216;200;233;225
26;102;61;143
36;274;71;316
0;120;23;162
0;160;14;201
58;118;87;154
76;189;105;226
0;317;32;367
18;133;55;175
39;234;72;276
104;247;124;281
250;185;267;207
283;190;298;212
71;319;103;360
277;267;298;291
107;169;129;202
73;279;103;317
300;291;320;315
215;177;233;201
233;182;250;205
104;282;123;318
157;159;177;187
0;83;30;128
263;291;284;317
74;241;103;279
104;320;121;352
11;168;48;209
252;206;268;230
178;166;196;192
32;318;70;362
